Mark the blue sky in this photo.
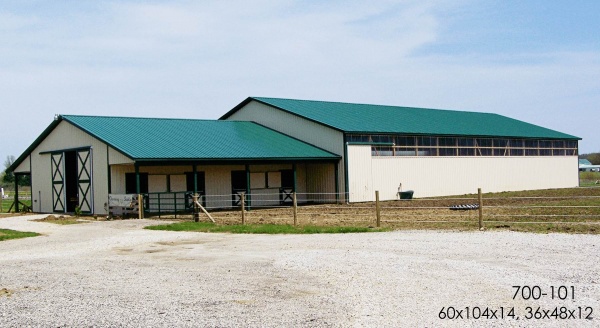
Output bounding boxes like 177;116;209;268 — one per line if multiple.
1;0;599;166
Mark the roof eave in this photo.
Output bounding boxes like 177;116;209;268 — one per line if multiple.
7;117;63;173
344;130;581;140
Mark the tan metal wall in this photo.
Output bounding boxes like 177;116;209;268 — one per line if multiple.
108;148;133;165
13;155;30;172
348;145;580;201
24;121;110;214
110;163;308;209
224;100;345;198
346;146;374;202
305;163;337;203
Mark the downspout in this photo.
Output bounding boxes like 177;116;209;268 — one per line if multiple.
106;145;111;193
334;161;339;203
245;164;250;210
193;164;198;194
135;162;140;194
292;163;297;193
343;135;349;203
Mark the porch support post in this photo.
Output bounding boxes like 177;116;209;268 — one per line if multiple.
14;174;19;212
334;162;339;203
292;163;297;192
245;164;251;209
193;164;198;194
106;146;111;193
135;163;140;194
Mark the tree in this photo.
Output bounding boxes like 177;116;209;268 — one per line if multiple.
2;155;31;188
588;153;600;165
2;155;15;184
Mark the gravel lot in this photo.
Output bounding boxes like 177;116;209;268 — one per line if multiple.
1;215;599;327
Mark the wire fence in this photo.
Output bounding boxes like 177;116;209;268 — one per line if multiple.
139;188;600;229
0;191;32;213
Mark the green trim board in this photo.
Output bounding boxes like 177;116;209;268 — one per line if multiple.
40;146;93;155
222;97;579;140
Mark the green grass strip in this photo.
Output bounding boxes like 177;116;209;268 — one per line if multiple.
0;228;40;241
146;222;386;234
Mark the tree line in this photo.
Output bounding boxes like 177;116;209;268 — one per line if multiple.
580;152;600;165
1;155;30;189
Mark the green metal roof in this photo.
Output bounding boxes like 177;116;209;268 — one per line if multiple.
8;115;339;171
62;115;339;160
223;97;580;140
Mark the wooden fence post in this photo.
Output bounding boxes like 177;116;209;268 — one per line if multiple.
193;193;200;222
138;194;143;220
241;192;246;225
375;190;381;228
478;188;483;230
293;192;298;226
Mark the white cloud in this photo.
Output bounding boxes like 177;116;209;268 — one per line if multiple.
1;0;599;161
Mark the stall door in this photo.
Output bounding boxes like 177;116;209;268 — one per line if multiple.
231;170;247;206
51;153;65;212
76;149;93;213
50;148;93;214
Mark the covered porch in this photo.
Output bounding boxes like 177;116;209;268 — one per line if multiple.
109;159;339;215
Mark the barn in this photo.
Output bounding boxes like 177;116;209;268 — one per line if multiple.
221;97;581;201
9;97;580;215
8;115;339;215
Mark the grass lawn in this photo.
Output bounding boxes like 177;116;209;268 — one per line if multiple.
0;228;40;241
146;221;387;234
580;171;600;187
1;199;32;213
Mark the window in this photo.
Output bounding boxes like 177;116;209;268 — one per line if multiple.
417;136;436;147
348;134;577;158
185;172;206;192
510;148;524;156
525;140;538;148
476;138;493;147
439;148;457;156
371;146;394;156
125;173;149;194
525;149;539;156
396;136;416;147
478;148;493;156
439;137;457;147
458;138;474;147
495;139;509;148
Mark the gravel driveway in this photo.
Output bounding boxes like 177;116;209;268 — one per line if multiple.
1;215;599;327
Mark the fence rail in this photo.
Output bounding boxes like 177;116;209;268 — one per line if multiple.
134;188;600;231
5;188;598;230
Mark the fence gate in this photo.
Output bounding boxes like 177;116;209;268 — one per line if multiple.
51;152;65;212
77;149;93;213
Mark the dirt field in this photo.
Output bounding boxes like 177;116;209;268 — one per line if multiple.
146;187;600;233
1;214;599;327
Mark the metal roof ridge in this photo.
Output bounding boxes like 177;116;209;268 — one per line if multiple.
251;96;496;115
61;114;243;123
